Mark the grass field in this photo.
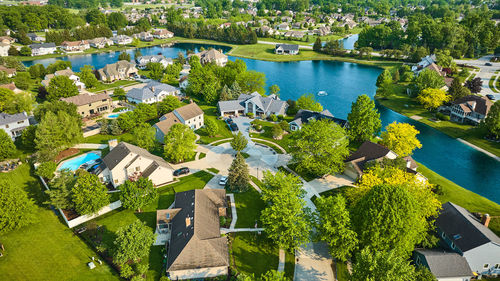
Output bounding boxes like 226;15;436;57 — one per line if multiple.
234;185;266;228
88;80;139;93
0;165;119;281
196;105;234;144
84;132;134;144
249;119;291;152
230;232;279;277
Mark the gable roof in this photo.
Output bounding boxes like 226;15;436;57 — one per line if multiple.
29;42;56;49
436;202;500;252
193;49;227;63
154;112;181;135
275;43;299;51
292;109;347;128
0;65;16;75
452;95;493;116
415;249;473;278
126;81;178;101
174;102;203;121
60;93;110;106
345;141;391;163
0;112;28;126
99;60;136;77
102;141;173;171
167;189;229;272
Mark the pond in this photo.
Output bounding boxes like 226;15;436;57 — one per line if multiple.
24;43;500;203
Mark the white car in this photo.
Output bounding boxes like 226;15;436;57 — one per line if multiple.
219;176;228;186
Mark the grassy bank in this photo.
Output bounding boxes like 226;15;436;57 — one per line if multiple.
378;84;500;157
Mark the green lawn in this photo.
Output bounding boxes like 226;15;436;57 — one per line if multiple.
250;119;291;152
88;80;139;93
234;185;266;228
230;232;279;278
196;105;234;144
417;163;500;236
84;132;134;144
207;167;220;174
82;171;214;280
489;76;499;93
0;165;119;281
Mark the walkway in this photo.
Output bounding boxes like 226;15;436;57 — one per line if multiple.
457;138;500;162
294;242;335;281
258;40;313;49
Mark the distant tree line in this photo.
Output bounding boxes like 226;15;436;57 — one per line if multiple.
48;0;123;9
167;21;257;45
46;25;113;45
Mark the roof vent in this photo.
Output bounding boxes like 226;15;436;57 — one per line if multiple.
453;234;462;240
185;216;191;227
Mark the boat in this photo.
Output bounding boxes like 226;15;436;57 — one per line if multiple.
317;91;328;96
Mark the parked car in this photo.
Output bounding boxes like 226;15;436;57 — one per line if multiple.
219;176;228;186
486;94;496;101
226;118;234;124
485;62;493;66
230;123;239;131
173;167;190;176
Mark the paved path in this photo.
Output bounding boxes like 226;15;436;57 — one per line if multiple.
278;249;286;272
73;143;108;149
258;40;313;49
455;55;500;99
251;137;287;154
227;194;237;229
308;175;355;195
294;242;334;281
457;138;500;162
220;228;265;234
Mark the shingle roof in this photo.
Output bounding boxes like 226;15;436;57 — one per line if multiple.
415;249;473;278
29;43;56;49
0;112;28;126
436;202;500;252
218;100;245;113
60;93;111;106
126;81;178;101
154;112;181;135
167;189;229;272
292;109;347;128
275;44;299;51
102;142;173;171
452;95;492;116
174;102;203;121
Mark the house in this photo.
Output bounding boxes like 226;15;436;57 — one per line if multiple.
179;76;189;89
154;102;204;143
98;141;174;188
344;141;421;180
190;49;228;67
0;43;9;57
41;68;86;90
284;31;305;39
0;82;20;93
29;43;57;56
275;44;299;55
111;35;133;45
97;60;138;82
136;55;173;69
0;36;15;45
413;249;473;281
126;81;180;104
60;93;112;118
133;32;153;42
259;26;276;35
276;23;290;30
412;54;437;74
314;26;331;36
153;29;174;39
218;92;288;117
0;65;17;77
60;40;90;52
435;202;500;277
449;95;492;125
27;33;44;42
88;37;114;49
0;112;29;140
289;109;347;131
165;189;229;280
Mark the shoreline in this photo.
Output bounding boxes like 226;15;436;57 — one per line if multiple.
457;138;500;161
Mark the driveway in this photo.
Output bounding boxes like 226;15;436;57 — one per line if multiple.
455;55;500;99
308;174;355;195
294;242;334;281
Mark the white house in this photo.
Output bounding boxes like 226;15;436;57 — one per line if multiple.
136;55;173;69
217;92;288;117
60;40;90;52
154;102;204;143
152;29;174;39
97;141;174;188
275;44;299;55
190;49;228;67
0;43;10;56
413;249;474;281
126;81;180;104
29;43;57;56
0;112;29;140
88;37;114;49
111;35;133;45
42;68;86;91
449;95;493;125
27;33;44;42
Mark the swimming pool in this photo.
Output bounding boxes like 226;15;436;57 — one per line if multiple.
58;153;101;171
108;114;120;118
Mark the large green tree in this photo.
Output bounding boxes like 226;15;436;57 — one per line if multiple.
261;171;311;252
351;248;417;281
47;75;79;100
78;65;99;88
119;178;158;212
157;95;182;116
381;122;422;157
448;78;470;101
163;124;197;163
347;94;381;143
72;171;109;215
204;118;218;137
0;129;16;161
35;161;57;180
289;119;349;177
227;152;250;192
0;179;37;235
45;169;76;210
483;102;500;139
113;220;156;264
231;131;248;152
296;93;323;112
147;62;164;81
414;69;445;93
131;123;156;150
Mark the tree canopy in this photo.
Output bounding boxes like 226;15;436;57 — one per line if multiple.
163;124;197;163
119;178;158;212
47;75;79;100
227;152;250;192
347;94;381;143
296;93;323;112
381;122;422;157
483;102;500;139
231;132;248;152
71;171;109;215
417;88;450;110
113;220;156;265
0;179;37;235
0;129;16;161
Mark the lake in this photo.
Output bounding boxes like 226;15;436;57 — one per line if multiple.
23;43;500;203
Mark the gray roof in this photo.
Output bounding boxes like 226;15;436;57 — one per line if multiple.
102;142;173;171
0;112;28;126
436;202;500;252
275;44;299;51
126;81;178;101
220;92;287;115
218;100;245;113
29;43;56;49
415;249;473;278
292;109;347;128
136;55;172;64
167;189;229;272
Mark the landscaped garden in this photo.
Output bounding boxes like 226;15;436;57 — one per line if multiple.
196;105;234;144
249;119;291;153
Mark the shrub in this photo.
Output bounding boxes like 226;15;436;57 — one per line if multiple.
269;114;278;122
35;161;57;180
247;112;254;118
436;112;450;121
277;114;284;120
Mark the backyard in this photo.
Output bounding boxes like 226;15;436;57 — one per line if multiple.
195;104;234;144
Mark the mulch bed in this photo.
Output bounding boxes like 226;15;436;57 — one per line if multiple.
61;209;80;221
54;148;80;163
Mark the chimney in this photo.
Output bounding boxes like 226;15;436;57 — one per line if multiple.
185;216;191;227
481;214;491;228
108;139;118;150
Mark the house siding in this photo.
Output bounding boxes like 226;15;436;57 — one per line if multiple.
168;266;228;280
462;243;500;275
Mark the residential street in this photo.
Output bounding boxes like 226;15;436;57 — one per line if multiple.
455;55;500;99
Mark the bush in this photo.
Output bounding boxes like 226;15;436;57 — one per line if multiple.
277;114;284;120
36;161;57;180
269;114;278;122
436;112;450;121
279;120;289;132
247;112;254;118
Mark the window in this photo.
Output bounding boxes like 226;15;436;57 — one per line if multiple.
484;264;490;269
114;179;118;184
441;232;446;239
494;264;500;269
17;121;24;124
451;242;455;249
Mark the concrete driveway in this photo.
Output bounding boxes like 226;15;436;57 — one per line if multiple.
455;55;500;99
294;242;334;281
308;174;355;195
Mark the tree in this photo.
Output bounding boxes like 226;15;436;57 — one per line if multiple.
8;46;19;56
376;69;392;88
237;70;266;94
261;171;311;252
464;77;482;93
29;64;46;79
71;171;109;215
0;179;37;235
45;169;76;210
313;37;322;52
483;102;500;139
261;270;287;281
414;69;445;92
231;132;248;152
21;125;37;150
351;248;416;281
269;84;280;96
205;118;218;137
417;88;450;110
147;62;164;81
46;61;72;74
19;46;32;56
315;195;357;262
272;124;283;139
107;12;128;30
448;78;470;101
131;124;155;150
157;95;182;115
290;119;349;177
118;52;131;61
227;152;250;192
35;161;57;180
296;93;323;112
113;87;127;101
14;72;31;90
381;122;422;157
78;65;99;88
163;124;197;163
119;178;158;212
347;94;381;143
113;220;156;264
0;129;16;161
219;85;233;101
47;75;79;100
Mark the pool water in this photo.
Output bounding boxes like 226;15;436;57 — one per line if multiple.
108;114;120;118
58;153;101;171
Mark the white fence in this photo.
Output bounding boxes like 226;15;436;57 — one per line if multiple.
39;175;121;228
83;128;101;138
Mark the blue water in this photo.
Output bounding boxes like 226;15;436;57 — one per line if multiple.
341;34;358;50
58;153;101;171
24;43;500;203
108;114;120;118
